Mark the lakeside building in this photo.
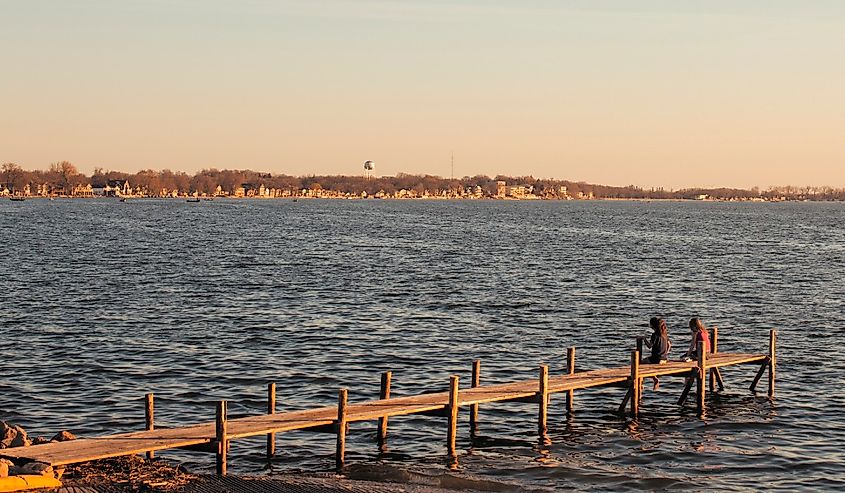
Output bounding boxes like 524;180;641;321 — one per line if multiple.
72;184;94;198
104;180;131;197
559;186;570;199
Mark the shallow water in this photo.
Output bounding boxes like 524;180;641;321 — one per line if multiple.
1;199;843;491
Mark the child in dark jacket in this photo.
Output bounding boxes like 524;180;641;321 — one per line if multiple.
642;317;671;390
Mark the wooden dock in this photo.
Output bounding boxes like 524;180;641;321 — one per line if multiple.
1;329;776;474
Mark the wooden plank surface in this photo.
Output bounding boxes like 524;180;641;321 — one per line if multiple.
0;352;766;467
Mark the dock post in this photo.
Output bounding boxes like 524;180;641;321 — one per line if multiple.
566;347;575;414
144;393;154;460
267;383;276;459
709;328;718;392
636;338;645;396
696;342;706;414
630;351;640;417
711;327;718;354
378;371;392;446
336;389;348;470
768;329;777;397
538;365;549;436
470;361;480;435
447;375;460;457
216;400;228;476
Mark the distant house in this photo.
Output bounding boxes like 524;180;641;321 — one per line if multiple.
558;186;569;198
496;181;507;198
238;183;257;197
72;183;95;198
104;180;131;197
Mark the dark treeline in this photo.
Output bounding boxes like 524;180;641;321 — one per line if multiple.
2;162;844;200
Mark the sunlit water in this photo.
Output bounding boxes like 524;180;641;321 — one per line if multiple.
1;199;843;491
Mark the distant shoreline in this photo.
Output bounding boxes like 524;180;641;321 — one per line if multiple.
3;163;844;201
5;195;841;203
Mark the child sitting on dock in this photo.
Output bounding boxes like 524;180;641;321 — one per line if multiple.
682;317;711;361
642;317;671;390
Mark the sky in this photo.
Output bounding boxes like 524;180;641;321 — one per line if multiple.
1;0;844;189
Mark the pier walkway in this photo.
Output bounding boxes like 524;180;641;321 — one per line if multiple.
1;329;776;474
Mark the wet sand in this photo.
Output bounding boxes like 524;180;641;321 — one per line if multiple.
43;458;530;493
52;475;492;493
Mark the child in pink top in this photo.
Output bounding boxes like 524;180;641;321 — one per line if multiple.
683;318;711;361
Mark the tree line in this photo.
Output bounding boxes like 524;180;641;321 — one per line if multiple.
2;161;844;200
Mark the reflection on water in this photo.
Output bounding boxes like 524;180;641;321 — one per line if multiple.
1;199;843;491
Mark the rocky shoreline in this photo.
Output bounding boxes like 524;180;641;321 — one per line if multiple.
1;421;528;492
1;421;75;479
1;421;204;492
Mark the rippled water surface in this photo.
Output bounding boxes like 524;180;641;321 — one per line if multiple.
1;199;843;491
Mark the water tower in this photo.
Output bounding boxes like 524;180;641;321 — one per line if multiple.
363;160;375;180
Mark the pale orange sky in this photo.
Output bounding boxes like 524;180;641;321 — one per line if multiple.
1;1;844;189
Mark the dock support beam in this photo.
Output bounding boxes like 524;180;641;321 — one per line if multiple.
630;351;640;417
750;361;767;392
336;389;348;470
378;371;391;446
470;361;480;435
696;342;706;414
145;393;154;460
447;376;460;457
216;400;228;476
566;348;575;414
677;372;694;406
267;383;276;459
768;329;777;397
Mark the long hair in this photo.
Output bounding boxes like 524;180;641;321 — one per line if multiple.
689;317;705;333
658;318;668;337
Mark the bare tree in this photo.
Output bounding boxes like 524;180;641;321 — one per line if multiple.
1;162;24;192
49;161;79;194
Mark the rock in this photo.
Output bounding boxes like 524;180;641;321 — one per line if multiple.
0;460;8;478
0;422;30;448
13;462;53;476
32;436;51;445
51;430;76;442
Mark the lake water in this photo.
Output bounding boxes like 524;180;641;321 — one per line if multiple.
1;199;843;491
